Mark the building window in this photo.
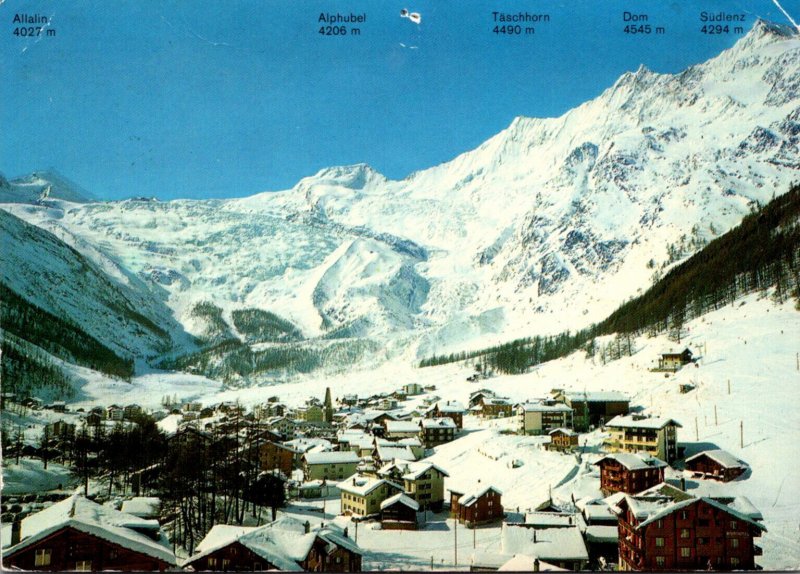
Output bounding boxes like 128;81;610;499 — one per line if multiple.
655;537;665;547
730;557;740;567
730;520;738;529
681;547;691;558
208;558;218;568
656;519;663;529
222;559;231;569
34;549;52;567
680;511;688;520
681;528;690;539
656;556;666;567
731;538;739;548
75;561;92;571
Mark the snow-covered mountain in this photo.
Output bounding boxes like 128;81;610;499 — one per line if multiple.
2;21;799;374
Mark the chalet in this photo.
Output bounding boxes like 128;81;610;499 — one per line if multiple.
612;483;765;571
658;348;694;371
547;428;579;452
468;389;497;409
419;417;457;447
474;397;514;419
338;474;404;517
427;400;466;428
340;394;359;406
107;405;124;421
45;420;76;440
302;451;360;482
594;453;668;495
1;495;176;571
380;493;420;530
182;401;202;412
450;483;503;528
183;517;363;572
384;420;421;440
378;460;449;511
685;449;749;482
516;402;573;435
381;398;399;410
124;404;143;419
253;402;287;420
259;441;297;476
298;479;338;499
604;414;682;463
552;390;630;430
85;411;103;427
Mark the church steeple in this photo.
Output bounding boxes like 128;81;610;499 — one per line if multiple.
323;387;333;423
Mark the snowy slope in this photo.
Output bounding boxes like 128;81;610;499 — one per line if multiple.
203;292;798;570
3;21;800;372
0;210;192;361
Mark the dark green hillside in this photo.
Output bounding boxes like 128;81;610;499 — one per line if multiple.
1;282;134;383
231;308;303;343
420;184;800;373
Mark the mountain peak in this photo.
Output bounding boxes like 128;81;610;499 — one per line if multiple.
308;163;386;190
3;169;95;204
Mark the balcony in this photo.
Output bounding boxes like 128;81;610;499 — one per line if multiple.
754;545;763;556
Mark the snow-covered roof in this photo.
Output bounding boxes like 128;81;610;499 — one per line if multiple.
518;402;572;413
561;391;629;403
385;420;420;433
594;452;668;471
621;487;767;532
376;445;418;462
582;503;617;523
455;483;503;507
502;523;589;562
303;451;359;465
2;495;175;565
497;554;568;572
584;525;618;544
420;417;456;429
605;414;682;429
397;436;423;447
380;492;420;511
337;474;404;497
120;497;161;519
524;512;581;528
685;449;749;469
436;400;466;413
548;428;578;436
378;460;449;481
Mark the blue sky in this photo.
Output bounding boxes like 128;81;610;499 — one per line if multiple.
1;0;794;200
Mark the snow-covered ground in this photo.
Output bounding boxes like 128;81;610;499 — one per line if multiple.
216;293;797;570
2;293;797;568
1;459;75;495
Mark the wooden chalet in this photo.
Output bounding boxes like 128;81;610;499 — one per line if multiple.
259;440;296;476
183;517;363;572
427;400;466;428
657;348;694;371
1;495;176;571
380;493;420;530
613;483;765;571
449;483;503;528
685;449;749;482
419;417;457;447
594;452;668;495
546;428;579;452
